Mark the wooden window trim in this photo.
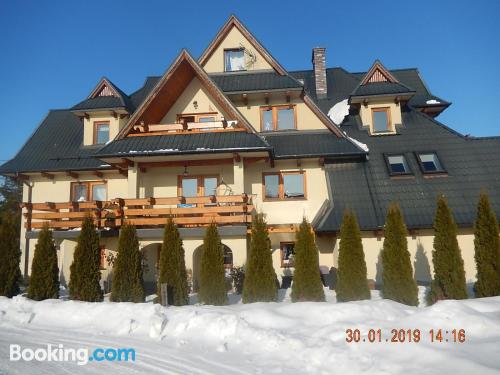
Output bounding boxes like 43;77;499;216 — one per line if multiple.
176;112;218;122
93;121;110;144
262;171;306;201
223;48;246;72
70;181;108;202
280;242;295;268
370;107;392;134
260;105;297;131
177;175;219;197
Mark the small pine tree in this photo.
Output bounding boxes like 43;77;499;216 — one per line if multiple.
381;204;418;306
158;218;189;306
291;218;325;302
199;222;227;305
427;195;468;304
69;215;103;302
0;215;21;298
242;214;277;303
336;210;371;302
27;225;59;300
473;193;500;297
110;223;144;302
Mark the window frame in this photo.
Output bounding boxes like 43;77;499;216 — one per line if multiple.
70;181;107;202
370;107;392;134
93;121;110;145
262;171;306;201
176;112;218;124
99;245;106;270
177;175;219;197
260;105;297;131
384;153;413;177
415;151;447;175
280;242;295;268
223;246;233;269
223;48;246;72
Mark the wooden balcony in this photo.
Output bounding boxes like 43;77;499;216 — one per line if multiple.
130;121;238;136
22;194;253;231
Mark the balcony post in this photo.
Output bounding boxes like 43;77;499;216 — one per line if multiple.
127;162;139;198
233;157;244;195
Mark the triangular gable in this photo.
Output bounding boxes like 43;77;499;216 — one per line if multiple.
116;50;257;139
198;15;287;76
360;60;399;85
88;77;123;99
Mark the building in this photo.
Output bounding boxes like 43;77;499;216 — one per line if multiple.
2;16;499;292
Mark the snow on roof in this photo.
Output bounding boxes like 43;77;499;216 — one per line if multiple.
327;99;350;125
426;99;441;105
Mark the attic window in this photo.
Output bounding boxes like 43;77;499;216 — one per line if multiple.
386;154;412;176
371;107;392;133
224;49;245;72
94;121;110;144
416;152;446;174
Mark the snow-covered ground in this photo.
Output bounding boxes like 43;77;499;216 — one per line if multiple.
1;288;499;375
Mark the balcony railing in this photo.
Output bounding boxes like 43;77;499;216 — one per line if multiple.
22;194;253;230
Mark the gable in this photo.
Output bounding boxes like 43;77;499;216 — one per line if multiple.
160;77;229;123
199;16;287;75
360;61;398;85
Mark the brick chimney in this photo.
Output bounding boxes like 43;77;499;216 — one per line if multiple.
312;47;327;98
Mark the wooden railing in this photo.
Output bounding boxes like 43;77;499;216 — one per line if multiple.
22;194;253;230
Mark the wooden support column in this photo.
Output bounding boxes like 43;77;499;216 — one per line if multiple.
233;156;244;195
127;162;140;198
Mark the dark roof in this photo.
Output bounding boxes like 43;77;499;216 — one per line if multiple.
95;131;271;158
263;130;366;159
0;110;109;173
290;67;449;114
209;70;302;93
314;107;500;232
350;81;415;97
71;78;135;113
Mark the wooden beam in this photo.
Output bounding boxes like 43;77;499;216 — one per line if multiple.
233;153;241;163
112;111;118;119
127;128;246;137
14;173;29;181
242;93;248;106
243;156;269;167
285;91;291;103
94;171;104;178
66;171;79;179
41;172;55;180
84;113;90;120
138;158;234;169
319;157;325;167
118;169;128;177
121;158;135;167
264;92;270;105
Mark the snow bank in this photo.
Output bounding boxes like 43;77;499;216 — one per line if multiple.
1;293;500;374
328;99;350;125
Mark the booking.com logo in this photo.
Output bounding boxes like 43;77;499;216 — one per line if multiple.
10;344;136;366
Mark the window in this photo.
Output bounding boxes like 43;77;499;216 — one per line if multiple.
386;154;411;175
223;247;233;269
260;105;296;131
416;152;445;173
224;49;245;72
71;181;107;202
280;242;295;267
177;113;218;127
371;107;391;133
94;121;110;144
263;171;305;200
178;175;218;197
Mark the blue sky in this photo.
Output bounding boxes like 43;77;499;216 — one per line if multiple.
0;0;499;162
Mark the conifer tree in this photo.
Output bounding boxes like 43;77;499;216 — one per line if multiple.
427;196;468;304
27;225;59;300
473;193;500;297
199;222;227;305
381;204;418;306
69;215;103;302
0;215;21;298
291;218;325;302
111;223;144;302
158;218;189;306
336;210;370;302
243;214;277;303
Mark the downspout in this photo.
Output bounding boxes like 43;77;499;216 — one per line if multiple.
21;178;33;280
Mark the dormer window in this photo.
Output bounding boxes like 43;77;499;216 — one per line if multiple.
261;105;296;131
372;107;391;133
385;154;412;176
94;121;110;144
416;152;446;174
224;48;245;72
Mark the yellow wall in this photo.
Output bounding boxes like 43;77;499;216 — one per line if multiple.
359;100;402;134
235;96;328;132
83;115;127;146
160;77;228;124
202;26;273;73
245;159;329;224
